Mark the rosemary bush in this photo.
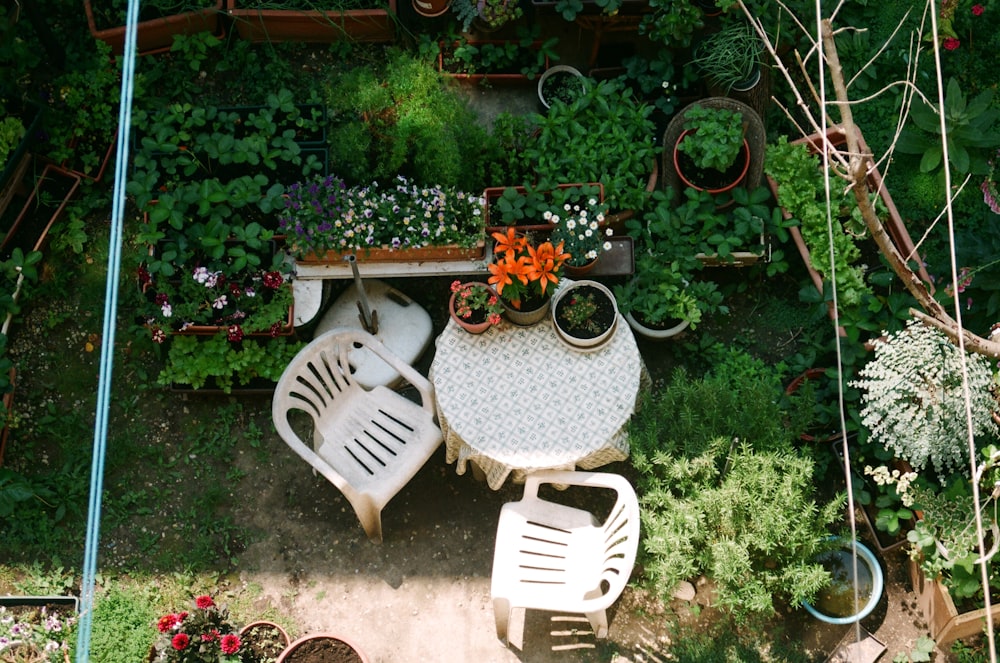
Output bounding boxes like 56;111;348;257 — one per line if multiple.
851;319;999;478
630;358;844;621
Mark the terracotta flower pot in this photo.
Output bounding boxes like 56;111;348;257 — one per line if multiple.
448;282;501;334
673;130;751;195
277;633;370;663
239;620;291;663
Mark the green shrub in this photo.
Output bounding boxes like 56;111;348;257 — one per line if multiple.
630;361;845;621
90;583;160;663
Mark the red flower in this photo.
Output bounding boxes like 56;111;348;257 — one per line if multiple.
972;4;984;15
263;271;284;289
227;325;244;342
229;282;242;297
151;327;167;344
157;614;180;633
171;633;190;650
269;322;283;338
944;37;960;50
220;633;241;654
195;595;214;609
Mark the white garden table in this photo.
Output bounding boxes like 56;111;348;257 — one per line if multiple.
430;310;645;490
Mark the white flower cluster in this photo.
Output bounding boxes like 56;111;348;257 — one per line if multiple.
851;319;999;479
864;464;918;506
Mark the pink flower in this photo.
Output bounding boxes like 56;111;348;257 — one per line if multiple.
943;37;960;50
220;634;241;655
171;633;190;650
972;4;984;15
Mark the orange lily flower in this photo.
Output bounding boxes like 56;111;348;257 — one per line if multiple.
526;241;568;295
488;250;527;298
491;227;526;258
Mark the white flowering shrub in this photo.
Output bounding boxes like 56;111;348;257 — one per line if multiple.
851;319;999;478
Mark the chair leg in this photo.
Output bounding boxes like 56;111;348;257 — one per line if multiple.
585;608;609;639
352;499;384;544
492;597;511;644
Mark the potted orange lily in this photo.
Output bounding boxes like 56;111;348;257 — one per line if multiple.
487;227;571;326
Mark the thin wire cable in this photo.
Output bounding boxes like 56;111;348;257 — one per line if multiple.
74;0;138;658
812;3;863;642
924;0;996;656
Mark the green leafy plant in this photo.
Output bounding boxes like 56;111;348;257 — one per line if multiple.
690;20;764;92
639;0;705;49
630;362;845;621
151;595;241;663
325;50;492;190
0;115;25;166
525;77;657;215
156;335;305;392
89;582;161;663
897;77;1000;176
451;0;522;31
439;31;557;79
677;105;746;173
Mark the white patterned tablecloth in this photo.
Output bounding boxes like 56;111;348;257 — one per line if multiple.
430;315;644;490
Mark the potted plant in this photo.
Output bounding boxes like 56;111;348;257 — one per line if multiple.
0;596;78;661
437;30;556;83
452;0;523;32
547;193;613;275
277;633;369;663
524;77;658;226
448;280;503;334
673;103;750;194
487;227;571;325
484;182;604;231
537;65;588;109
638;0;706;49
83;0;224;54
279;174;487;264
228;0;398;44
690;20;765;93
614;189;726;340
551;279;618;350
239;620;291;663
149;595;242;662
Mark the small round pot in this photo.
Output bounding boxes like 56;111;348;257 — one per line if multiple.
538;65;587;109
730;67;762;93
239;620;291;663
411;0;451;17
802;538;884;625
563;257;599;278
624;310;691;342
552;280;619;351
449;282;500;334
673;130;751;195
501;294;551;326
277;633;370;663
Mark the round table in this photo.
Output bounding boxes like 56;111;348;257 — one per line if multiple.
430;314;645;490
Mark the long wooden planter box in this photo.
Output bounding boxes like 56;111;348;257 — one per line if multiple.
296;241;485;264
907;558;999;645
84;0;225;55
483;182;605;232
765;125;934;329
228;0;397;43
437;40;550;84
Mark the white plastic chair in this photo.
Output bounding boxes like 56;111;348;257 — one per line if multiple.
490;470;640;644
271;328;443;543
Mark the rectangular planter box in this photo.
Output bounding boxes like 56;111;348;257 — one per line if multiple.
296;241;486;265
765;125;934;329
907;558;999;645
228;0;397;43
84;0;225;55
484;182;605;233
0;98;41;218
437;39;550;84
